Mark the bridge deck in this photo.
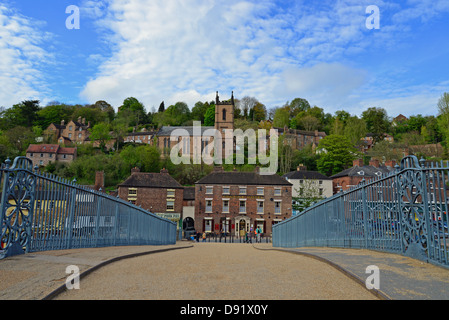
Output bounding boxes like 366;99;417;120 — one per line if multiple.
1;242;448;300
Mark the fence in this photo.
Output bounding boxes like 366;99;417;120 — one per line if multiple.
0;157;176;259
273;156;449;268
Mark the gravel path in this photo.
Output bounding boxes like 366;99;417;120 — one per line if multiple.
55;243;378;300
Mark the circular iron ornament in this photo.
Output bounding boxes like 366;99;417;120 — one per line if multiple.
0;158;36;257
397;167;428;256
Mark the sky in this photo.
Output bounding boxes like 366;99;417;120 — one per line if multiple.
1;0;448;118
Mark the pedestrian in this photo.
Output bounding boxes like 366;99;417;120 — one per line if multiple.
256;227;261;243
196;232;200;242
202;232;206;242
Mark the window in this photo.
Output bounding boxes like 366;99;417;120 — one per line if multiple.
239;201;246;213
40;153;44;158
319;188;323;196
205;219;212;233
275;201;281;214
222;186;230;194
222;108;227;121
68;133;72;139
39;160;43;165
206;200;212;213
128;189;137;196
239;187;246;195
49;153;53;158
274;188;281;196
69;126;73;131
167;190;175;197
257;200;264;214
166;200;175;211
223;200;229;213
206;186;213;194
257;187;264;196
78;133;82;138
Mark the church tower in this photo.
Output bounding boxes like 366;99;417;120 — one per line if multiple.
214;91;235;132
214;91;235;159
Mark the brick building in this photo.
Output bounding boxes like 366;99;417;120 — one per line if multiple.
331;159;396;194
117;168;184;230
46;117;92;145
194;167;292;236
26;144;77;167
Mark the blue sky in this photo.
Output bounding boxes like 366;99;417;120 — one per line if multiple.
1;0;448;118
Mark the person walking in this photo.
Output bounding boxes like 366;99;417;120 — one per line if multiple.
202;232;206;242
256;227;262;243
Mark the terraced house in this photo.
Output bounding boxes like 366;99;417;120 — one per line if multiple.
194;167;293;237
117;167;184;232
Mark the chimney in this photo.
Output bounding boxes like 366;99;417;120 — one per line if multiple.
254;166;260;173
385;160;397;169
160;168;169;174
61;120;65;126
87;121;91;127
297;164;307;171
131;167;141;175
213;166;224;173
78;116;82;123
95;171;104;191
353;159;364;167
369;159;380;168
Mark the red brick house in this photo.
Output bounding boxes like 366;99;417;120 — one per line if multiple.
117;168;184;229
331;159;396;194
26;144;77;167
194;167;292;236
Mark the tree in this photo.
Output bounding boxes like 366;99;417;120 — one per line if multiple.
272;107;290;128
158;101;165;113
437;93;449;148
344;116;368;146
0;100;41;129
204;104;215;127
361;107;390;143
316;134;358;176
240;96;258;119
89;123;111;151
249;102;267;122
191;101;209;123
117;97;147;126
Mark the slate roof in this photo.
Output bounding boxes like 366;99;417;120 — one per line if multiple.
283;170;331;180
26;144;76;155
157;126;215;137
196;171;292;186
118;172;183;189
330;164;392;179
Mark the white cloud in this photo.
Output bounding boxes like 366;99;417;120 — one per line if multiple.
78;0;448;117
0;5;53;107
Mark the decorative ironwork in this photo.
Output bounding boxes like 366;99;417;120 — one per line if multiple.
397;157;428;261
0;158;36;258
273;155;449;268
1;156;176;259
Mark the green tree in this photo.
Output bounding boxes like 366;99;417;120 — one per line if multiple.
272;107;290;128
204;104;216;127
316;134;357;176
344;116;368;146
89;123;111;151
437;93;449;148
361;107;390;143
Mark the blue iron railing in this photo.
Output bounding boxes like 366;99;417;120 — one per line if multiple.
273;156;449;268
0;157;176;259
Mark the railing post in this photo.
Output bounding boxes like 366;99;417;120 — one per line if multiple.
66;180;77;250
361;179;369;249
94;196;103;247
